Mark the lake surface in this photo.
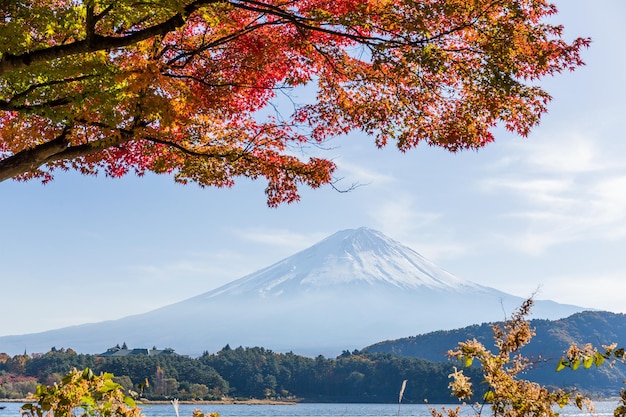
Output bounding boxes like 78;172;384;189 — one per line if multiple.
0;401;619;417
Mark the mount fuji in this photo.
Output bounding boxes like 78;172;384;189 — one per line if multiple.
0;228;586;357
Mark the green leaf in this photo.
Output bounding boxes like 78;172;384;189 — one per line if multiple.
82;368;94;380
124;396;136;408
572;359;580;370
594;352;605;367
583;357;593;369
556;359;567;372
100;380;120;393
81;395;96;407
464;356;473;367
62;373;74;384
483;390;495;403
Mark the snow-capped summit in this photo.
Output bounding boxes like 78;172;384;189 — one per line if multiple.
198;227;476;300
0;228;587;357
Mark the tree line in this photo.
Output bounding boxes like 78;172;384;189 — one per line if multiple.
0;346;485;403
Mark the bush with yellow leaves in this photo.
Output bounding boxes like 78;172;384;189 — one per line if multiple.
20;368;220;417
431;298;592;417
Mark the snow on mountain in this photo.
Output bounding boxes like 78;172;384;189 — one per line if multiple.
0;228;587;357
198;228;476;299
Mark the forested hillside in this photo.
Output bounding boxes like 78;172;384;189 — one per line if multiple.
4;312;624;402
0;346;484;403
364;311;626;395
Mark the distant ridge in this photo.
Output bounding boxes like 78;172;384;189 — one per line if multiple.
0;228;586;357
363;310;626;395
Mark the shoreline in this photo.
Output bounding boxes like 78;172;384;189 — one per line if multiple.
0;398;299;406
140;399;299;406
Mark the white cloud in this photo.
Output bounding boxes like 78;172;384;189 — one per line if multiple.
497;225;577;255
585;176;626;240
130;259;239;283
125;249;265;294
482;177;576;206
367;195;469;261
520;131;605;173
539;272;626;313
475;126;626;254
490;126;616;176
409;241;470;263
369;196;438;233
335;159;396;186
232;227;326;249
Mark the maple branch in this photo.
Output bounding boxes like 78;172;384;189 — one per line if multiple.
8;75;93;101
42;133;132;163
142;136;245;162
228;0;388;46
0;126;72;182
165;19;278;67
162;71;292;91
0;97;72;112
93;3;116;24
0;74;98;112
85;2;96;44
229;0;471;49
0;0;219;76
329;177;362;194
0;119;144;182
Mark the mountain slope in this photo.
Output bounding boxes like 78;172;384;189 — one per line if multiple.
198;228;476;299
363;310;626;394
0;228;586;357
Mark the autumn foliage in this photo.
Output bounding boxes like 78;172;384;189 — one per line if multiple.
432;299;593;417
0;0;589;205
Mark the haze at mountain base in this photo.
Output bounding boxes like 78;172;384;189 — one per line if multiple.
0;228;586;356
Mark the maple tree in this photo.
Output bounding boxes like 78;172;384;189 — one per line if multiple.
0;0;589;205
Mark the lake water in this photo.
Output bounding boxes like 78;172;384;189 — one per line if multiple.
0;401;620;417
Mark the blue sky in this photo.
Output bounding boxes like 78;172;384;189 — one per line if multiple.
1;0;625;337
